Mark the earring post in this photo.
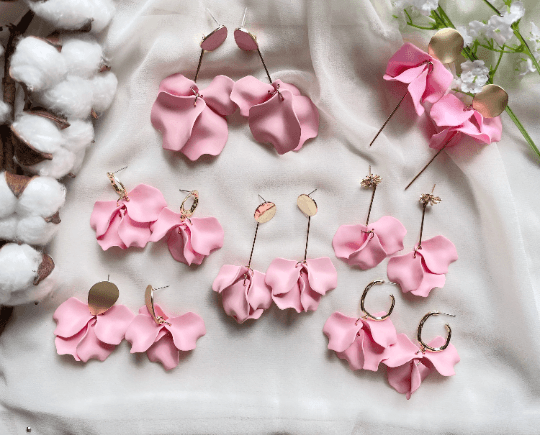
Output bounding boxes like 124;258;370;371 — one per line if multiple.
247;222;259;270
369;91;407;147
194;48;205;83
241;7;247;27
206;7;220;26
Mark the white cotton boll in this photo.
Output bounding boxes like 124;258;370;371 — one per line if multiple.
0;173;18;218
17;176;66;217
70;149;87;175
12;114;63;154
0;101;11;125
4;264;58;306
0;243;41;302
62;119;94;152
38;75;94;119
92;71;118;113
17;216;59;245
30;147;77;179
10;37;67;92
61;36;103;78
87;0;116;33
0;216;18;241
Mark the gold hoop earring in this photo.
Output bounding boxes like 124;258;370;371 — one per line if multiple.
417;311;455;352
360;279;396;321
106;166;129;202
145;284;171;326
179;189;199;220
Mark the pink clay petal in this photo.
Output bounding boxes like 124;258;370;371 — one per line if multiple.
387;362;415;397
291;95;319;151
408;362;431;399
272;280;303;312
76;321;116;362
299;278;323;312
149;208;180;242
384;43;431;78
247;269;273;310
336;336;364;371
201;75;237;116
274;80;301;96
94;304;135;345
125;184;168;223
369;216;407;256
332;224;371;259
158;74;197;95
181;106;228;160
422;336;460;376
168;226;204;265
430;94;473;127
220;284;251;323
230;75;274;117
265;258;301;297
387;252;425;293
429;128;460;150
188;217;224;257
384;64;426;84
53;297;93;338
322;312;363;352
410;268;446;297
418;235;458;274
167;312;206;351
90;201;121;238
55;327;87;361
96;212;127;250
362;315;398;348
146;332;179;370
423;60;454;104
124;310;162;353
305;257;337;295
407;67;429;116
117;215;152;248
212;264;244;293
346;232;389;270
361;330;389;371
383;333;420;368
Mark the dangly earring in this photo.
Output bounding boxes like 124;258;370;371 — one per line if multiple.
332;166;407;270
151;9;237;161
323;279;398;372
230;8;319;155
265;190;337;313
149;189;224;265
212;196;275;323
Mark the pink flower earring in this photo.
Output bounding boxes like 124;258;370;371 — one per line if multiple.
265;190;337;313
151;10;236;161
383;311;460;400
149;189;224;265
323;279;398;372
124;284;206;371
90;167;167;250
332;167;406;270
230;9;319;155
53;278;135;362
212;196;275;323
387;186;458;297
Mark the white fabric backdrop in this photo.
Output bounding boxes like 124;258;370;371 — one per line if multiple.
1;0;540;433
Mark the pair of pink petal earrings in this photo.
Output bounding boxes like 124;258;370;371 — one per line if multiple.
150;8;319;160
323;279;460;399
213;192;338;323
332;167;458;297
89;167;224;265
53;279;206;370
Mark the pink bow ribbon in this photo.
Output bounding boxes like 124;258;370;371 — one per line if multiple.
149;207;224;265
53;297;135;362
387;235;458;297
230;76;319;154
264;257;337;313
332;216;407;270
125;305;206;371
90;184;167;250
151;74;237;160
212;265;272;323
323;311;398;371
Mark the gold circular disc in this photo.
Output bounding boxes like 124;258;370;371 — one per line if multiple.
88;281;119;316
254;202;276;223
472;84;508;118
297;194;318;216
428;28;464;64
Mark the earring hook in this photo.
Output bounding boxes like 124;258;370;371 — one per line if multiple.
241;7;247;27
145;285;171;325
205;7;220;26
360;279;396;321
106;167;129;202
180;190;199;220
417;311;455;353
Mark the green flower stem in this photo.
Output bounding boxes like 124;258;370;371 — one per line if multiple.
481;0;501;15
505;106;540;159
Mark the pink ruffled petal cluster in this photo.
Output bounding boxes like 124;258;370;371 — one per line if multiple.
149;207;224;265
124;305;206;371
332;216;406;270
323;311;398;371
212;265;272;323
265;257;337;313
53;297;135;362
429;93;503;150
90;184;167;250
383;334;460;400
230;76;319;154
151;74;237;161
383;43;453;116
387;236;458;297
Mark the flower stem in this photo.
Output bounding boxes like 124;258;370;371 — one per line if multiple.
505;105;540;159
512;25;540;77
481;0;502;16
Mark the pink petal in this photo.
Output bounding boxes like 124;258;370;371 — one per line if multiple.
188;217;224;257
90;201;121;238
146;332;180;370
408;362;431;399
248;90;302;155
299;276;323;312
384;43;431;78
336;336;364;371
53;297;93;338
265;258;301;297
387;252;425;293
383;333;420;368
212;264;244;293
479;115;502;143
272;279;303;312
407;67;429;115
369;216;407;256
167;226;204;265
333;225;387;269
180;106;228;160
220;283;251;323
304;257;337;295
201;75;236;116
410;267;446;297
125;184;167;223
322;312;363;352
429;128;460;150
117;215;152;248
362;316;398;348
430;94;473;128
76;320;116;362
55;326;87;361
167;312;206;351
387;362;415;396
418;236;458;274
124;310;162;353
422;336;460;376
149;207;180;242
361;329;389;371
157;73;198;95
423;60;454;104
247;269;273;311
93;304;135;345
274;80;301;96
96;211;127;250
291;95;319;151
230;75;273;117
384;64;427;84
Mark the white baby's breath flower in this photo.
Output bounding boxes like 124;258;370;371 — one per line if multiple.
486;15;514;45
457;60;490;94
531;23;540;40
393;0;439;17
504;1;525;25
518;57;536;76
457;26;474;47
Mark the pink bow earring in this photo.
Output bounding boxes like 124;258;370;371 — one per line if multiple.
332;167;406;270
230;8;319;155
212;196;275;323
149;189;224;265
383;311;460;400
53;278;135;362
265;190;337;313
323;279;398;372
90;167;167;250
151;10;236;161
387;186;458;297
124;284;206;371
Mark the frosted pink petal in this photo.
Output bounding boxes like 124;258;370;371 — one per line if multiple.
291;95;319;151
158;73;198;95
202;75;236;116
167;227;203;265
93;304;135;345
422;336;460;376
53;297;93;338
220;283;251;322
323;312;363;352
212;264;243;293
384;43;431;78
247;269;272;311
418;236;458;274
410;267;446;297
124;184;167;223
423;60;454;104
146;332;179;370
125;310;162;353
149;207;180;242
430;94;473;127
299;276;323;312
333;224;387;269
407;67;429;115
369;216;407;256
362;316;398;348
117;215;152;248
305;257;337;295
181;106;228;160
336;336;364;371
167;312;206;351
387;252;425;293
96;211;127;250
76;320;116;362
383;333;420;368
276;80;301;96
90;201;121;238
230;75;274;117
188;217;224;257
361;329;389;371
55;327;87;361
265;258;301;297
